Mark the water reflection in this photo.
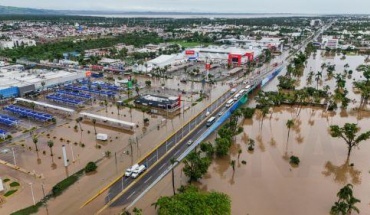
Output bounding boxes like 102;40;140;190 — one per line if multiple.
322;159;361;185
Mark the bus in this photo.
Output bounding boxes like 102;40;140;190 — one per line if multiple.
233;93;241;101
226;99;234;107
206;117;216;127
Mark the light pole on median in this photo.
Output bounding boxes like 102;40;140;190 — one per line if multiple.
29;182;36;205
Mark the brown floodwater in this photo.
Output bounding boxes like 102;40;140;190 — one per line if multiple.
131;52;370;215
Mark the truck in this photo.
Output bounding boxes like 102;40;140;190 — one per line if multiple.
125;164;139;177
131;164;146;179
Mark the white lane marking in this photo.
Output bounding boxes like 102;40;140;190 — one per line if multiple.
127;191;136;199
144;176;152;184
149;155;156;162
159;163;166;170
174;150;181;156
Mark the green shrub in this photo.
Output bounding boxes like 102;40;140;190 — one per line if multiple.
85;162;97;173
4;189;17;197
52;175;79;197
3;178;10;183
290;156;300;165
10;202;43;215
10;181;20;187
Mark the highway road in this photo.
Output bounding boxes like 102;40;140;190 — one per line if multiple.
94;65;281;213
93;23;331;212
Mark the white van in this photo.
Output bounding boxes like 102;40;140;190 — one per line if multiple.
226;99;234;108
233;93;241;101
125;164;139;177
131;164;146;178
96;133;108;141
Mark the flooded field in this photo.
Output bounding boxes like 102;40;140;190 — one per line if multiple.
132;52;370;215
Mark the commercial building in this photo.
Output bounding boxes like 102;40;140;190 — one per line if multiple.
134;94;181;114
185;46;262;66
0;68;86;98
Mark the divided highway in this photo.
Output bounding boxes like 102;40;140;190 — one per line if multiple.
93;65;283;214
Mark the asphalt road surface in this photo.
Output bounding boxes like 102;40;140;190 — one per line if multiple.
102;66;278;210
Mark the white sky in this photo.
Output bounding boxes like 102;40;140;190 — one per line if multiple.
1;0;369;14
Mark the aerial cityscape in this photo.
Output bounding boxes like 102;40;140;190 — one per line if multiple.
0;1;369;215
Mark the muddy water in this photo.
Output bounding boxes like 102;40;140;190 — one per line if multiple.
131;53;370;215
196;53;370;215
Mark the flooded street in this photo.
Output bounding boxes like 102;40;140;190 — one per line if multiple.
133;52;370;215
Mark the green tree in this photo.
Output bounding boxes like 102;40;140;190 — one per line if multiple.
47;140;54;156
330;184;360;215
153;185;231;215
92;119;97;135
145;80;151;88
183;151;211;182
32;135;38;152
242;107;255;119
329;123;370;160
215;138;231;157
85;161;97;173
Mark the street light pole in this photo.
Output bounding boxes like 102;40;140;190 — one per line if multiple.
11;148;16;166
29;183;36;205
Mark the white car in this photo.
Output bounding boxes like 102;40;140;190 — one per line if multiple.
131;165;146;179
124;164;139;177
187;140;193;146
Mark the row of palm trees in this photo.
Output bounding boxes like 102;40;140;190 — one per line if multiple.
32;135;54;156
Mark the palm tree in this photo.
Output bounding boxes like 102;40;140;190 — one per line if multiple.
135;86;140;96
41;81;46;97
230;160;236;173
96;84;102;97
32;135;38;151
260;106;270;129
116;103;120;116
315;71;322;90
30;102;36;111
47;140;54;156
92;119;97;134
170;158;179;196
307;71;314;84
237;149;242;162
329;123;370;160
104;99;108;113
286;119;295;142
75;117;83;131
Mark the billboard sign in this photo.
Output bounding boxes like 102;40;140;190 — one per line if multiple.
185;50;195;55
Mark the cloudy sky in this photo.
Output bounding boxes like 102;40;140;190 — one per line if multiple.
1;0;369;14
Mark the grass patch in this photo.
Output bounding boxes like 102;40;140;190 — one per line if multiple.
10;181;20;187
4;189;17;197
170;40;212;48
10;202;43;215
196;97;203;102
3;178;10;183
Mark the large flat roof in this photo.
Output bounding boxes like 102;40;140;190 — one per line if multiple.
80;112;136;128
0;69;85;90
15;98;75;113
